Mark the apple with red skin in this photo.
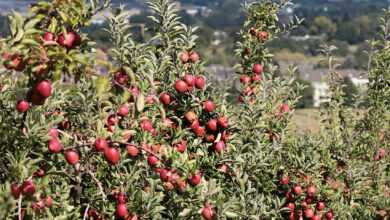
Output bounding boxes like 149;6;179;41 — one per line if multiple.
189;173;201;186
214;141;225;153
251;74;262;82
104;147;120;165
147;155;159;166
175;140;187;153
43;32;56;42
116;192;127;204
185;111;197;123
117;104;129;117
325;211;334;220
304;208;314;218
286;203;295;212
16;100;29;113
140;119;153;132
106;114;118;126
307;185;316;197
116;203;128;219
293;185;302;195
193;125;206;137
49;128;59;138
45;196;53;207
114;71;129;85
257;31;268;41
195;76;206;89
375;148;387;161
179;52;190;63
189;51;200;63
184;74;196;86
252;64;263;74
57;31;81;49
11;183;21;199
159;169;172;182
35;80;52;98
65;150;80;165
159;92;171;105
201;204;215;220
94;138;108;152
126;145;139;157
240;75;251;84
175;80;188;93
280;175;290;185
316;202;326;211
21;180;36;196
217;117;229;129
206;119;218;132
203;100;216;113
48;138;62;153
249;27;257;36
218;164;229;173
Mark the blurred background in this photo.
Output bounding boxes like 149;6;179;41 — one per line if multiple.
1;0;388;132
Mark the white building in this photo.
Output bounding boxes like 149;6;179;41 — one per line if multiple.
312;82;330;107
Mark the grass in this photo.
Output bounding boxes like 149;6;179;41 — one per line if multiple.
291;108;322;134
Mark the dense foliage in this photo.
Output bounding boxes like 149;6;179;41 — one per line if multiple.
0;0;388;220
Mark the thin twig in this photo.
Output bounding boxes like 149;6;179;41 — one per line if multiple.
83;204;90;220
18;195;22;220
87;170;107;201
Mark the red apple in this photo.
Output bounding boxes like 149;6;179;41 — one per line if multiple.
316;202;326;211
206;119;218;132
203;100;216;113
214;141;225;153
43;32;55;42
307;185;316;197
11;183;21;199
325;211;334;220
116;192;127;204
293;185;302;195
184;74;196;86
252;64;263;74
240;75;251;84
159;92;171;105
35;80;52;98
21;180;36;196
16;100;29;113
104;147;120;165
94;138;108;152
117;104;129;117
114;71;129;85
189;51;200;63
189;173;201;186
304;208;314;218
179;52;190;63
185;111;197;123
280;175;290;185
175;80;188;93
48;138;62;153
57;31;80;49
45;196;53;207
174;140;187;153
257;31;269;41
140;119;153;132
126;145;139;157
286;203;295;212
147;155;159;166
217;117;229;129
195;76;206;89
201;204;215;220
64;150;79;165
116;203;128;219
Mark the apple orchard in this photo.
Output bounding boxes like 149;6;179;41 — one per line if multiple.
0;0;389;220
